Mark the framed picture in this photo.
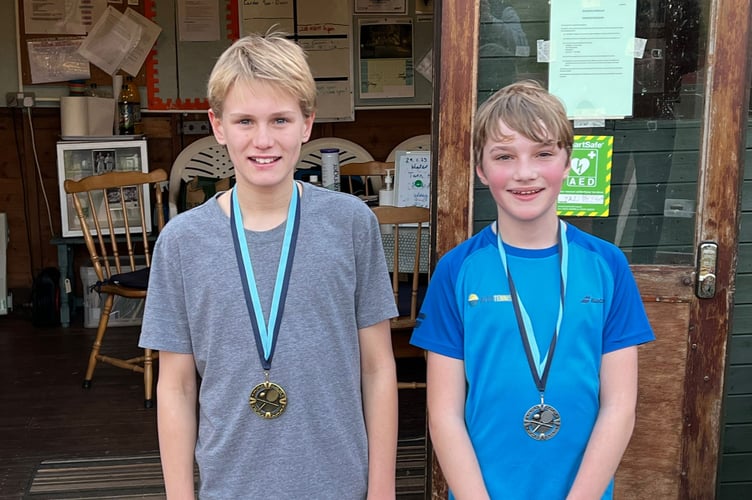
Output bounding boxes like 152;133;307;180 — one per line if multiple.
57;139;150;238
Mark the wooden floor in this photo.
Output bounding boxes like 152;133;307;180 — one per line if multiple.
0;311;427;499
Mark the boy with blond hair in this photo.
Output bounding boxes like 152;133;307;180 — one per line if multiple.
140;33;398;498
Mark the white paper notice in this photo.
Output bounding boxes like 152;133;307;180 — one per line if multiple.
27;37;91;83
548;0;637;118
78;6;140;74
24;0;88;34
178;0;219;42
416;49;433;83
120;9;162;76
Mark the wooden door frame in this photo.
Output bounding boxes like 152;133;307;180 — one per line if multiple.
430;0;752;498
681;0;752;496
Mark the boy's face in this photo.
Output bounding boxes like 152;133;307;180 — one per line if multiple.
476;120;570;228
209;80;314;192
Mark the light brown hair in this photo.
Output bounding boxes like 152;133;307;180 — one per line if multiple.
473;80;572;168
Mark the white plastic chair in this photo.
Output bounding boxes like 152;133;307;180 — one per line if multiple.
168;136;234;219
297;137;374;171
386;134;431;161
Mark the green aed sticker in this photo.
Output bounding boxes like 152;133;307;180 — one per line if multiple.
557;135;613;217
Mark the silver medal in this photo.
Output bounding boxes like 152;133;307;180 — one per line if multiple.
523;403;561;441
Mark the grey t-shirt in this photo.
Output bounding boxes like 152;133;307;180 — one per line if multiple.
140;183;397;499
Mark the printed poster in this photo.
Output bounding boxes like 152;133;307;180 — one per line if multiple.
359;18;414;99
557;135;613;217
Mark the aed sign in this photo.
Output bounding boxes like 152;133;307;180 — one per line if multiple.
557;135;613;217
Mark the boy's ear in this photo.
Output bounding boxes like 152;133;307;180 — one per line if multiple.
476;163;490;186
563;153;572;174
208;108;226;145
302;112;315;142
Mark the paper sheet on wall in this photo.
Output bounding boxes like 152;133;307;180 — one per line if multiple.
240;0;294;35
298;38;350;79
355;0;406;14
316;81;353;121
177;0;219;41
24;0;84;34
27;37;91;83
548;0;637;119
120;9;162;76
359;18;414;99
298;0;349;35
240;0;354;121
77;6;140;74
77;6;161;76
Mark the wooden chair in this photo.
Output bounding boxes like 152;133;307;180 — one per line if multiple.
340;161;394;196
372;205;430;389
64;169;168;408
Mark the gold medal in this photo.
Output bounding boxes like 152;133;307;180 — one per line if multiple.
249;379;287;419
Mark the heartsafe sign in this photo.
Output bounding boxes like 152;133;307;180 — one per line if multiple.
557;135;613;217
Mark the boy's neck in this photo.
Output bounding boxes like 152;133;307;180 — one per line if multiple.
219;181;298;232
495;214;562;249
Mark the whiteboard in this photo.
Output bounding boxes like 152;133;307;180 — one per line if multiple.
394;150;430;208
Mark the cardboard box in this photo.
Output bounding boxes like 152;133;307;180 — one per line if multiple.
80;265;145;328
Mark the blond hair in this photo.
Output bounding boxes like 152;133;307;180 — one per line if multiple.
473;80;572;167
207;32;317;118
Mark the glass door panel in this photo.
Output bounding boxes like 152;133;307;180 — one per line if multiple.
474;0;708;265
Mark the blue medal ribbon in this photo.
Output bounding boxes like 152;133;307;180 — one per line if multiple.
496;219;568;393
230;182;300;370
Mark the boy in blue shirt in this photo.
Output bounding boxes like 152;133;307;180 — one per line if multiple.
410;80;654;499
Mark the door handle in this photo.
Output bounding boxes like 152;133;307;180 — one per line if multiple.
696;241;718;299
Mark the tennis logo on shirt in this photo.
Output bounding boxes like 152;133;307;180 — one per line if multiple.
468;293;512;306
581;296;605;304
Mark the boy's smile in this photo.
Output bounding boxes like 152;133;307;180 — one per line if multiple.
476;120;570;245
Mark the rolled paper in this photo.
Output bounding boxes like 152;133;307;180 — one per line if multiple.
60;96;89;137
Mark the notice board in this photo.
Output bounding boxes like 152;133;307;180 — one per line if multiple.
144;0;432;117
145;0;238;111
238;0;354;122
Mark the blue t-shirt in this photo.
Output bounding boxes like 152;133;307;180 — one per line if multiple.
410;222;654;499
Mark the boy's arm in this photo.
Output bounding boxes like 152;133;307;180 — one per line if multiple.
426;351;490;500
359;319;398;500
567;346;638;500
156;351;199;499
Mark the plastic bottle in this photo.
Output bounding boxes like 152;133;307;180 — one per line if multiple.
118;77;143;135
379;169;395;206
320;148;340;190
378;168;395;235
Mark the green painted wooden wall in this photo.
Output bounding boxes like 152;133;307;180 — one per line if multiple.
718;128;752;499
